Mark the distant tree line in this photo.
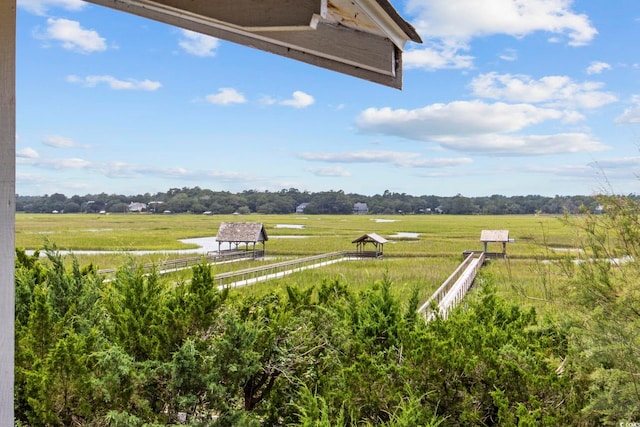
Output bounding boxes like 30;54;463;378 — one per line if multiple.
15;186;639;215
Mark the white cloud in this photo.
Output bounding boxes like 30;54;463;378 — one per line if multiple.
587;156;640;169
38;157;93;169
404;41;474;70
520;160;638;187
297;150;473;168
614;95;640;124
469;72;617;108
435;133;608;155
40;18;106;53
16;147;39;159
205;88;246;105
43;135;78;148
355;101;610;155
357;101;580;139
259;95;277;106
280;91;315;108
67;75;162;91
259;91;315;108
615;107;640;124
18;155;258;183
499;48;518;62
306;166;352;177
586;61;612;75
18;0;85;15
407;0;597;45
178;30;220;57
522;164;598;178
405;0;596;70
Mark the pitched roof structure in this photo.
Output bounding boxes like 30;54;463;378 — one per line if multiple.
82;0;422;88
480;230;509;243
352;233;388;258
480;230;510;258
352;233;388;245
216;222;269;243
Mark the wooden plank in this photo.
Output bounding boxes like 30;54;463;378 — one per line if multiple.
254;21;396;76
149;0;325;30
0;1;16;424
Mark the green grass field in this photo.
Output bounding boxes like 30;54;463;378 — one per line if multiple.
16;212;580;311
16;212;576;254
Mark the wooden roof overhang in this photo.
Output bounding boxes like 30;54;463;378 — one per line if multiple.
480;230;510;256
82;0;422;89
352;232;388;253
480;230;509;243
215;222;268;251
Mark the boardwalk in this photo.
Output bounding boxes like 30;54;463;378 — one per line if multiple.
99;250;362;288
98;249;263;279
214;252;352;289
98;249;486;319
212;250;486;318
417;251;485;321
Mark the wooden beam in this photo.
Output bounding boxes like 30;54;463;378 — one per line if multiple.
0;0;16;424
148;0;326;30
84;0;404;88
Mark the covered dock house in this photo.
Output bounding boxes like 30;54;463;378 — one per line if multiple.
215;222;268;257
351;233;388;258
480;230;511;259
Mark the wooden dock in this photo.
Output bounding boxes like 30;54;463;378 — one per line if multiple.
418;251;485;321
98;248;487;320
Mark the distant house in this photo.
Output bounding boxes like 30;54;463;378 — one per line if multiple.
353;202;369;214
296;202;309;214
148;201;164;213
128;202;147;213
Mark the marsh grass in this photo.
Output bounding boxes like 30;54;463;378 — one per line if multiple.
17;212;579;308
223;256;462;304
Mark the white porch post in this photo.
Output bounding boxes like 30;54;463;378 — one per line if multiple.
0;0;17;424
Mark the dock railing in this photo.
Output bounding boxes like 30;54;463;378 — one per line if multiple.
98;249;382;283
214;251;350;287
98;249;263;277
418;251;485;321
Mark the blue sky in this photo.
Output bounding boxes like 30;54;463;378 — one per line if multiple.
15;0;640;197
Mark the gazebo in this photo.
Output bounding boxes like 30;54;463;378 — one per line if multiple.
352;233;388;258
480;230;510;258
216;222;268;256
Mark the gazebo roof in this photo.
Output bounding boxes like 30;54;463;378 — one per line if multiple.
480;230;509;243
216;222;269;243
352;233;388;244
83;0;422;88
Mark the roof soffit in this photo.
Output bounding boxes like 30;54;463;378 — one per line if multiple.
82;0;422;88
